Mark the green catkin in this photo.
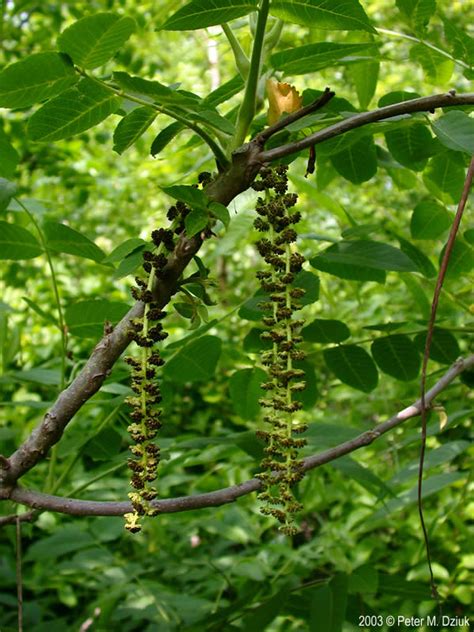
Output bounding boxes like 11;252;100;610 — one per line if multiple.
124;206;191;533
253;165;308;536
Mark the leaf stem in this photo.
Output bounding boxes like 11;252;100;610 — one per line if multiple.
221;23;250;78
376;27;469;69
14;198;67;393
232;0;270;150
79;70;229;168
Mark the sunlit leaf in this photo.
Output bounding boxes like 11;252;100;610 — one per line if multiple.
271;42;377;76
423;151;466;204
0;178;17;212
27;78;121;142
44;222;105;262
271;0;375;33
161;0;258;30
58;13;136;69
65;300;130;338
410;199;452;240
113;106;157;154
0;221;42;259
0;52;77;108
432;110;474;155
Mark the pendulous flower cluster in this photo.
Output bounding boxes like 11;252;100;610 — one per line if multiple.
253;165;308;536
124;200;193;533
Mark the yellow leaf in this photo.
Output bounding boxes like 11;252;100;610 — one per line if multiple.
266;79;302;125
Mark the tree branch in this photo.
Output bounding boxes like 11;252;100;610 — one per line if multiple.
0;144;263;488
2;355;471;520
259;91;474;163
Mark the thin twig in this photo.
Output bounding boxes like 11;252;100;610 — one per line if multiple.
260;92;474;162
2;354;471;519
418;155;474;602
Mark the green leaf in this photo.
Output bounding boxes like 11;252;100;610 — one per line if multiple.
229;368;267;420
113;72;198;110
414;328;460;364
371;334;420;381
410;199;452;240
401;274;430;319
349;565;379;594
243;328;272;353
192;109;235;135
302;318;350;343
442;17;474;66
271;0;375;33
409;44;454;85
370;472;465;520
113;247;146;279
84;428;122;461
0;221;42;259
378;90;421;107
323;344;378;392
311;240;418;272
349;56;379;109
11;367;61;385
162;184;208;209
103;238;146;264
331;136;377;183
464;228;474;245
396;0;436;33
203;74;244;107
271;42;378;75
22;297;58;326
185;209;209;237
209;202;230;228
241;584;292;632
113;106;156;154
164;335;222;383
293;270;320;305
0;178;17;212
0;127;19;178
309;585;332;632
58;13;136;69
0;52;78;109
161;0;259;30
294;360;318;409
332;457;392;498
423;151;466;204
385;124;434;171
310;249;386;282
328;573;348;632
65;299;130;338
378;574;430;600
397;236;436;278
43;222;105;262
432;111;474;155
27;77;121;142
25;526;95;561
150;122;185;157
442;240;474;279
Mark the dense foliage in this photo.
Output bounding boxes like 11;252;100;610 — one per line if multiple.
0;0;473;630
